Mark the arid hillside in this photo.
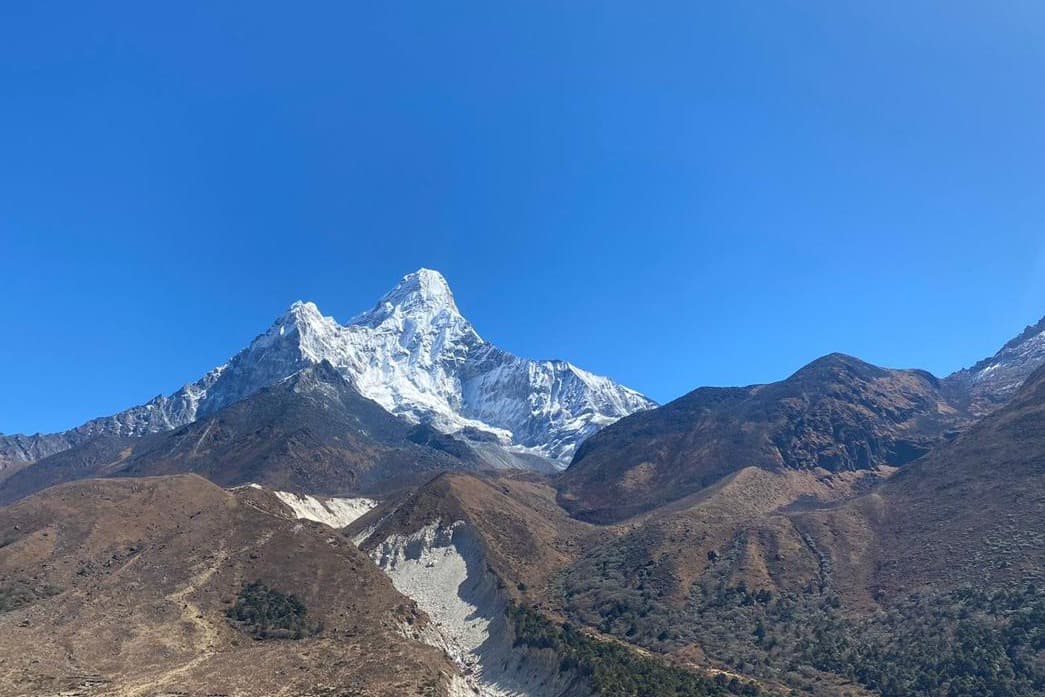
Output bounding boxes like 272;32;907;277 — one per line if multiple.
554;367;1045;696
559;353;964;523
0;474;462;697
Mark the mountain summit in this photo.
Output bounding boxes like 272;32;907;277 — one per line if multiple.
354;268;463;324
1;270;653;468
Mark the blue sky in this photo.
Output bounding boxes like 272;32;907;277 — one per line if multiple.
2;1;1044;434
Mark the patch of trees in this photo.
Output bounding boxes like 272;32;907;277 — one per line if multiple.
507;603;760;697
688;581;1045;696
808;584;1045;697
556;535;689;653
226;580;321;640
563;563;1045;695
0;580;60;613
557;533;1045;696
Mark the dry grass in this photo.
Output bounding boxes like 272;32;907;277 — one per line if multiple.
0;474;458;697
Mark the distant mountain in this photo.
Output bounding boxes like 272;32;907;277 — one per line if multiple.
0;269;653;472
559;353;965;522
0;362;502;506
943;315;1045;416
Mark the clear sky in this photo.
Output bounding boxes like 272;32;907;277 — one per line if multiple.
2;1;1044;434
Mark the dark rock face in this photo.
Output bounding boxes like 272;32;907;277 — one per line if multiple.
0;363;489;505
558;353;965;522
0;433;74;468
943;315;1045;416
758;355;948;471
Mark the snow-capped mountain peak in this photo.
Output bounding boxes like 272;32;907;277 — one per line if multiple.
248;269;656;461
4;269;654;466
254;299;363;369
254;301;336;350
349;269;481;368
353;268;463;326
285;299;327;326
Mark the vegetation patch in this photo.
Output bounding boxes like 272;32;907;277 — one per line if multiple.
556;532;689;652
508;603;760;697
558;533;1045;697
0;580;61;613
226;580;322;640
803;584;1045;697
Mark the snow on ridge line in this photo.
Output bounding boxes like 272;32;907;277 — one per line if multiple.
0;268;655;470
272;490;377;528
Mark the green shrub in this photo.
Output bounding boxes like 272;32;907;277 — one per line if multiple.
226;580;321;640
0;580;60;613
508;603;759;697
559;528;1045;697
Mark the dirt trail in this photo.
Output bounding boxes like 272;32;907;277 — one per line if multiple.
120;544;231;697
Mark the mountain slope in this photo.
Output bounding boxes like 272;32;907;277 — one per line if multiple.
943;314;1045;416
0;474;464;696
697;363;1045;693
0;362;492;505
559;353;963;522
842;361;1045;592
554;364;1045;697
1;269;653;471
348;471;770;697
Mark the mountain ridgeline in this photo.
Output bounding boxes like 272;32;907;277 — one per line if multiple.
0;362;493;505
559;353;963;521
2;274;1045;697
559;316;1045;522
0;268;654;475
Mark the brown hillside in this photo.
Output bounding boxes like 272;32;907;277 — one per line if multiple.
559;353;963;522
352;470;610;600
555;367;1045;696
0;474;460;697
